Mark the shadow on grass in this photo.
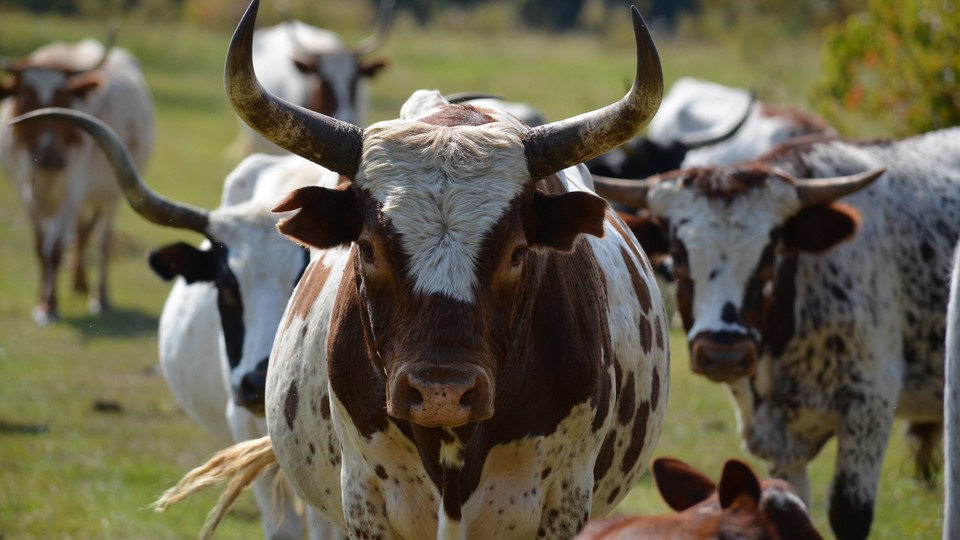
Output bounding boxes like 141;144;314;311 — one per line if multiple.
63;306;159;340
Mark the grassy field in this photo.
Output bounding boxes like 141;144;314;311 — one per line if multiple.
0;4;943;539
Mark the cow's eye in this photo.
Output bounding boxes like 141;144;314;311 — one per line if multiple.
358;241;375;263
510;246;527;267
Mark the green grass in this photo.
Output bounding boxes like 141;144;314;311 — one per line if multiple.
0;5;937;539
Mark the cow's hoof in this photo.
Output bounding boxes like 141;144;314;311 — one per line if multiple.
89;298;110;315
32;306;58;326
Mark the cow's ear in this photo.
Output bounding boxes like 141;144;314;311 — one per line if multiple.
618;211;669;258
67;72;102;100
0;82;13;100
717;459;762;510
359;58;389;78
529;191;606;252
148;242;219;283
292;56;317;74
653;457;717;511
782;203;861;253
274;185;359;249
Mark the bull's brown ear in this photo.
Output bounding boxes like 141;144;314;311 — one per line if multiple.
782;203;861;253
653;457;717;511
718;459;761;509
67;72;103;100
148;242;219;283
529;191;606;252
274;185;358;249
359;58;389;78
618;211;669;257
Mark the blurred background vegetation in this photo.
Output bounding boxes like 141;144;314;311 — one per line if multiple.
2;0;957;137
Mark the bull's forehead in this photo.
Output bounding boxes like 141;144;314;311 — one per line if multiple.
19;68;69;105
355;119;529;302
648;177;800;335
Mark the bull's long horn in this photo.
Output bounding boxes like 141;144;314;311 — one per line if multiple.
226;0;364;178
592;174;652;209
521;5;662;182
354;0;395;56
10;108;210;233
795;167;885;208
677;89;756;150
76;19;119;73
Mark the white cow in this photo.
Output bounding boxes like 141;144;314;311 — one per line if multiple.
11;107;345;540
0;28;154;324
232;1;393;156
646;77;834;168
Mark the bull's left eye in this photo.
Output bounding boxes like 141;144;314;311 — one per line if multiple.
510;246;527;267
358;241;375;263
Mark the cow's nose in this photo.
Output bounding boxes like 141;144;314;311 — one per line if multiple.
235;358;269;413
34;148;66;171
388;365;493;427
690;333;757;383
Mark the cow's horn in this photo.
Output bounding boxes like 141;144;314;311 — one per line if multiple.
521;5;662;182
354;0;395;56
77;19;119;73
677;89;755;150
795;167;885;208
592;174;652;209
226;0;364;178
10;108;210;233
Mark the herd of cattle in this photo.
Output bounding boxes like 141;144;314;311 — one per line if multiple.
0;0;957;538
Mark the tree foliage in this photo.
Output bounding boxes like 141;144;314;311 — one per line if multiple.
811;0;960;136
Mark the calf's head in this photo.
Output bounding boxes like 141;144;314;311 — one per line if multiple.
594;165;883;383
226;0;663;428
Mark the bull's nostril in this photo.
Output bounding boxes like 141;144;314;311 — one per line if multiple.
459;387;476;409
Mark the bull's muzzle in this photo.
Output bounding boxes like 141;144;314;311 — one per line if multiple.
387;364;493;428
690;333;757;383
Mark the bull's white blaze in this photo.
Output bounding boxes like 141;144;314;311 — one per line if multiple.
647;178;801;341
20;69;68;105
356;119;528;303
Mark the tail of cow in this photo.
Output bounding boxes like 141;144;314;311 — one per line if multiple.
945;242;960;540
153;436;277;539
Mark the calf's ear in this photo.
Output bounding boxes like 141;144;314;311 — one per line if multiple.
274;185;359;249
618;211;669;258
529;191;607;251
148;242;219;283
718;459;762;510
653;457;717;511
782;203;861;253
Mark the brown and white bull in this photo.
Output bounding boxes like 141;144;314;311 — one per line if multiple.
159;0;672;537
231;0;393;156
594;128;960;539
0;27;154;324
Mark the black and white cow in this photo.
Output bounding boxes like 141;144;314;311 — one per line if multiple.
593;128;960;540
155;0;671;538
11;107;344;539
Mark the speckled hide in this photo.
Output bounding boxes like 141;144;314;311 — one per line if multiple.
621;128;960;540
261;94;671;539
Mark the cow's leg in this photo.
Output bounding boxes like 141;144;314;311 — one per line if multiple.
32;227;63;325
72;213;97;295
906;420;942;487
90;214;112;314
305;505;347;540
827;398;896;540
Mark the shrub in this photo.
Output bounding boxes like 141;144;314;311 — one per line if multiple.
811;0;960;137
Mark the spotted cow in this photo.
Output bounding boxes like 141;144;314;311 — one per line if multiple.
576;457;822;540
593;128;960;539
231;0;393;156
945;242;960;540
0;27;154;324
10;108;346;539
156;0;672;538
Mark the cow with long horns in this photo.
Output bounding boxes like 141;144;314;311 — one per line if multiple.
231;0;394;157
153;0;671;537
594;128;960;539
10;108;346;538
0;26;154;324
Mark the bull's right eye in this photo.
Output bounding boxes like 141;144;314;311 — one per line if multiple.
358;241;375;263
